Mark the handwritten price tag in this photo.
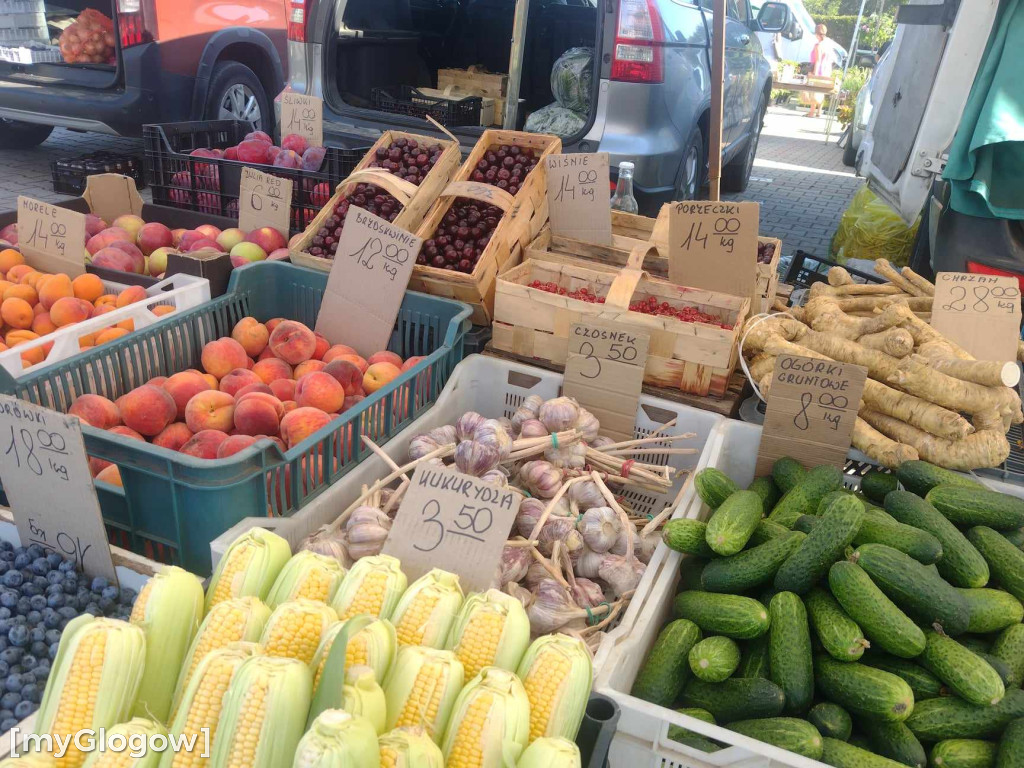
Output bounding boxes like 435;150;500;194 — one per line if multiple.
383;464;522;591
280;92;323;148
931;273;1022;361
17;197;87;277
239;167;293;238
563;320;650;442
315;208;421;357
755;355;867;476
545;153;612;246
0;397;116;582
668;200;758;301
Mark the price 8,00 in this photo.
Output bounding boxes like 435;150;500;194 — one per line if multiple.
793;392;848;432
414;500;494;553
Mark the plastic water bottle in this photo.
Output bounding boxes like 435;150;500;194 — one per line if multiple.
610;161;639;214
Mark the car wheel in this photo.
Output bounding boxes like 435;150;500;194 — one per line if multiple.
675;127;705;201
204;62;270;132
722;96;764;193
843;134;857;167
0;119;53;149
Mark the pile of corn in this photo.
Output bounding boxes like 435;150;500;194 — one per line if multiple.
3;527;593;768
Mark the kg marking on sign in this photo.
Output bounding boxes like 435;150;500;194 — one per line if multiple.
931;272;1022;362
545;153;612;246
668;200;758;302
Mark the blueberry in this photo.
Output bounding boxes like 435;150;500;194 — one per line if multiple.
3;675;19;694
57;607;76;622
98;597;114;612
58;559;74;573
19;584;39;598
9;616;24;627
86;603;101;615
25;611;40;626
0;542;11;553
14;599;28;617
31;575;47;590
12;555;29;570
0;572;21;590
101;586;119;601
90;577;108;592
19;670;34;685
27;627;42;643
0;662;8;679
34;663;48;680
45;594;64;611
48;642;59;660
0;709;10;722
118;588;137;605
0;592;15;612
14;700;33;717
8;626;28;649
43;628;60;644
45;553;62;569
29;559;47;577
28;595;46;612
0;647;20;666
0;694;18;712
29;642;46;659
1;717;18;732
26;545;44;560
61;581;76;596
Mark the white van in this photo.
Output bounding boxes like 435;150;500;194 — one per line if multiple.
750;0;846;65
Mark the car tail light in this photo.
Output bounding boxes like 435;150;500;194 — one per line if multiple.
966;261;1024;293
289;0;319;42
611;0;664;84
117;0;153;48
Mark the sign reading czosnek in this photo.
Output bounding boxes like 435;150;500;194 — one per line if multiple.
931;272;1022;362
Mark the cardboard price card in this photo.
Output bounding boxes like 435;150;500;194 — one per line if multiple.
0;396;117;583
17;197;87;277
239;167;293;238
315;208;421;358
382;463;522;592
563;320;650;442
668;200;758;299
280;92;323;148
755;355;867;476
931;272;1022;362
545;153;612;246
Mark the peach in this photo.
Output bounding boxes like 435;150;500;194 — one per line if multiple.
163;371;212;420
201;337;249;379
116;285;148;308
295;371;345;413
31;312;56;336
50;296;91;327
180;429;230;460
231;317;269;357
252;357;292;384
152;423;193;452
86;227;132;256
257;347;277;361
265;317;286;334
219;367;263;397
294;359;325;378
368;350;403;369
91;247;138;274
269;321;318;365
136;222;174;255
217;434;259;458
95;327;129;345
233;382;274;401
95;464;122;487
280;406;332;448
322;344;357;363
120;384;177;436
108;241;147;274
69;394;121;430
72;273;105;303
201;373;219;390
342;394;365;412
337;353;368;374
0;249;24;274
269;378;296;402
38;274;73;311
323;360;364;396
234;392;284;436
246;227;288;254
112;214;145;240
281;400;298;414
148;375;168;387
363;362;401;394
185;389;236;433
110;424;145;442
2;297;33;329
312;333;330;361
401;356;425;371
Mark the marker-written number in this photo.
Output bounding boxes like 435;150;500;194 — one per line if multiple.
942;285;1020;314
4;425;70;479
27;520;92;571
413;499;494;552
25;219;68;255
345;237;410;280
793;392;850;432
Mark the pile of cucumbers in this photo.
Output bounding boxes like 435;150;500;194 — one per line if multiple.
632;458;1024;768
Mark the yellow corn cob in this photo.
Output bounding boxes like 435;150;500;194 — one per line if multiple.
205;527;291;613
129;567;204;723
445;590;530;679
516;635;592;742
292;710;380;768
383;646;465;741
440;666;531;768
31;616;147;768
259;599;338;665
377;727;444;768
341;665;387;735
81;718;166;768
516;737;582;768
389;569;464;649
208;656;312;768
160;643;260;768
329;555;407;621
265;551;346;609
170;597;271;716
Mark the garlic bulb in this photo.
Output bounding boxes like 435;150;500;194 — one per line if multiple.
577;507;622;554
511;399;541;434
454;439;500;477
300;527;349;566
529;579;585;634
499;545;530;585
574;547;604;579
590;436;616;449
496;417;514;435
408;433;440;460
455;411;486;441
571;578;605;608
574;408;600;443
504;581;535;610
537;518;584;558
638;529;661;563
611;526;640;557
516;497;572;539
539;397;580;433
344;506;392;560
480;468;508;487
519;460;562;498
545;441;586;469
598;554;645;597
518;419;549;439
524;561;551;590
568;480;606;511
474;419;512;461
427;425;457;445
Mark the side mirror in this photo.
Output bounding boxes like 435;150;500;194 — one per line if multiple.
784;20;803;41
757;1;790;33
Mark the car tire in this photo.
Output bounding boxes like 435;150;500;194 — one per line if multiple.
722;96;764;193
675;127;705;201
204;61;271;132
0;119;53;149
842;134;857;167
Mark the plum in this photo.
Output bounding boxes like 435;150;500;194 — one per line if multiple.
244;130;273;145
302;146;327;172
273;150;302;169
281;133;309;155
236;140;270;164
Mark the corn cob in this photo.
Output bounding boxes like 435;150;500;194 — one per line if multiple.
341;665;387;735
446;590;530;679
516;635;592;743
31;616;147;768
208;656;312;768
292;709;380;768
81;718;166;768
308;616;395;727
330;556;407;621
377;727;444;768
265;551;346;609
170;597;271;715
160;643;260;768
129;567;204;723
205;527;291;612
259;599;338;665
383;646;465;741
440;666;531;768
516;737;582;768
388;569;464;649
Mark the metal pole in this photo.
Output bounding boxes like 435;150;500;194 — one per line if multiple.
708;0;726;201
503;0;530;129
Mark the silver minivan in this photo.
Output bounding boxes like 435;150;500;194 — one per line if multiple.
284;0;789;211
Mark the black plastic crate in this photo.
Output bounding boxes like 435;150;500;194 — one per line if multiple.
784;249;885;290
51;151;146;196
370;86;482;127
143;120;367;235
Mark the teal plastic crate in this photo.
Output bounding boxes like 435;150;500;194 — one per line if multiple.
0;262;471;575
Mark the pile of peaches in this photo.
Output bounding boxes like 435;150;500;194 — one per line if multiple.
69;317;420;483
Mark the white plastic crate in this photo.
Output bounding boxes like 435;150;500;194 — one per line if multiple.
0;42;59;63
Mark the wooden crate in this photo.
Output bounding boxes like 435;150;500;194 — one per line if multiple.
438;66;508;99
409;129;561;325
289;130;461;271
492;249;750;397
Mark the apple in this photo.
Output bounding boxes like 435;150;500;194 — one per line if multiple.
85;214;107;237
171;228;187;246
112;214;145;241
246;227;287;254
268;248;290;261
148;246;173;276
195;224;222;241
230;241;267;264
177;230;207;251
86;227;132;256
216;228;247;252
186;238;220;252
136;222;173;255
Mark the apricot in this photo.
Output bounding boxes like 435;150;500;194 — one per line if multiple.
50;296;91;327
231;317;270;358
95;464;122;487
185;389;236;433
219;367;263;398
280;407;333;449
95;327;130;345
116;285;147;308
5;264;32;282
152;422;193;452
77;333;96;349
3;284;36;305
268;321;316;365
18;271;41;287
119;384;177;436
179;429;230;460
117;318;135;332
295;372;345;413
31;312;56;336
363;362;401;394
38;274;73;311
0;250;24;274
201;338;249;379
252;357;292;385
1;298;33;329
152;305;175;317
92;305;115;319
5;329;38;347
294;360;325;379
163;371;212;421
72;273;105;303
94;294;117;308
32;302;45;317
69;394;121;430
234;392;284;436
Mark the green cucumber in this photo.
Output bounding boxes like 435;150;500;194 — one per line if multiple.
959;636;993;655
806;587;870;662
853;543;971;636
769;465;845;528
921;630;1005;708
736;635;770;679
631;619;702;706
958;588;1024;634
1003;528;1024;549
896;461;984;498
695;467;739;509
773;456;807;493
907;689;1024;742
862;652;945;701
747;476;780;513
966;526;1024;602
930;740;998;768
800;512;943;564
700;531;805;593
885;491;990;589
680;677;786;721
678;707;715;723
727;717;824;759
927;486;1024;531
679;558;707;592
810;702;854;741
794;515;818;533
815;655;915;722
822;737;913;768
990;624;1024;687
865;506;902;525
995;719;1024;768
706;490;762;556
775;494;865;594
768;592;813;713
828;560;926;659
663;519;716;556
862;470;899;504
976;653;1015;689
673;592;770;639
748;519;790;546
862;721;926;768
689;636;741;683
667;707;719;749
818;489;859;514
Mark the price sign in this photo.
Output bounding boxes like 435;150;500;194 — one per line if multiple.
383;464;522;591
668;200;758;301
563;320;650;442
315;208;421;357
545;153;612;246
17;197;87;277
931;272;1022;361
239;167;293;238
755;355;867;476
280;92;323;148
0;396;116;583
